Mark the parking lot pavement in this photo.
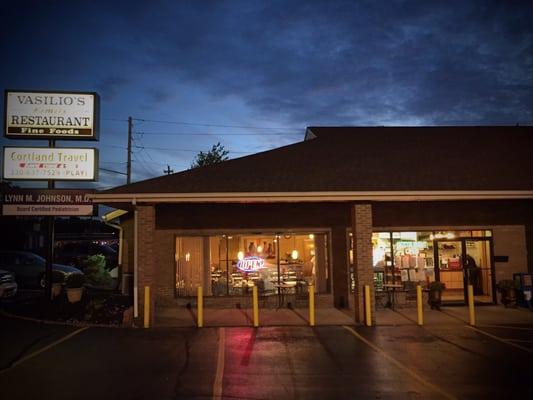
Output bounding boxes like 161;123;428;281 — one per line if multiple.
1;314;533;399
0;315;78;370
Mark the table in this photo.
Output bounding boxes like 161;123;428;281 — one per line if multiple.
273;282;297;309
383;283;403;310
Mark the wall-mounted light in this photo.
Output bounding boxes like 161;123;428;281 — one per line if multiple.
308;234;314;239
238;251;244;261
185;252;191;262
291;250;298;260
257;245;263;253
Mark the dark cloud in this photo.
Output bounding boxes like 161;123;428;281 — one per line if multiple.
1;0;532;186
96;76;129;101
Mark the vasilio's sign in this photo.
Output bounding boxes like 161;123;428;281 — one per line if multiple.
4;90;99;140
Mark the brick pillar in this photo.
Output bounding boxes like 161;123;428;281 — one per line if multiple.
136;205;156;327
351;204;374;323
331;226;350;308
154;230;176;304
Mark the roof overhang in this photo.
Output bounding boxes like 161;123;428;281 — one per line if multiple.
90;190;533;204
102;208;129;221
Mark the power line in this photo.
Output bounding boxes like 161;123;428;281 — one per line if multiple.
100;167;127;176
133;145;254;154
134;131;299;136
132;118;301;131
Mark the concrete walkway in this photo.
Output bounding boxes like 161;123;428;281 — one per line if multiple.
376;304;533;326
155;305;355;327
155;303;533;327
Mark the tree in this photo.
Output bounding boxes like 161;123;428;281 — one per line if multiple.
190;142;229;168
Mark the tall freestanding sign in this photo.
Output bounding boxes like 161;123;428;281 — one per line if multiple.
2;90;100;300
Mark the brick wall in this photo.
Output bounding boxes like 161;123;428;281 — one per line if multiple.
352;204;374;323
154;230;175;305
136;205;156;327
493;225;528;281
331;226;349;308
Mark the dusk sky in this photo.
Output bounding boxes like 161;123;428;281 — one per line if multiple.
1;0;532;190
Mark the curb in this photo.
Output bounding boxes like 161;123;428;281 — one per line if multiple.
0;308;133;329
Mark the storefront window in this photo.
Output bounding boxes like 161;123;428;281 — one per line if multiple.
370;229;493;292
372;232;392;290
175;232;329;297
391;232;435;285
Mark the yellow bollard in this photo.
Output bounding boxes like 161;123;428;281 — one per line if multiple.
364;285;372;327
197;286;203;328
468;284;475;326
309;285;315;326
144;286;150;329
252;285;259;327
417;284;423;326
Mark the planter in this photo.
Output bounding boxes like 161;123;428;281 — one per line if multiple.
500;288;517;307
51;283;62;298
428;290;442;310
66;287;84;303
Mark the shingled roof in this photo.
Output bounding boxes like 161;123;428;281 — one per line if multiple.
100;126;533;195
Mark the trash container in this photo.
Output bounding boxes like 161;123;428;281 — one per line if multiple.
513;273;532;307
121;272;134;296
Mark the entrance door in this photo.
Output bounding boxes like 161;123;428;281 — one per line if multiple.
436;238;494;304
437;240;464;302
464;239;494;303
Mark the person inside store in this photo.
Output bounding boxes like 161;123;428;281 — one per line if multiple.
463;254;481;294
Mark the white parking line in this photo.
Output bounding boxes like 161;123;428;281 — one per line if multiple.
212;327;225;400
505;339;533;343
343;326;457;400
1;327;89;374
479;324;533;331
466;325;533;354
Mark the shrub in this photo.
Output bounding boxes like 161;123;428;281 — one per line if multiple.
83;254;112;287
65;273;86;288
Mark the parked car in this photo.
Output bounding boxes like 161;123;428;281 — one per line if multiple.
0;269;17;298
0;250;83;289
55;242;118;271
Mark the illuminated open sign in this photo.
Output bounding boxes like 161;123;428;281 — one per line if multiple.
237;256;266;272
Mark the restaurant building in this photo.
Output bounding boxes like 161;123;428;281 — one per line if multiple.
92;126;533;325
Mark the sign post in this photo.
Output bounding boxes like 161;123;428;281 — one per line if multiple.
3;89;100;303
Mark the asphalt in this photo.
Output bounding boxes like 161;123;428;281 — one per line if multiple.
1;306;533;399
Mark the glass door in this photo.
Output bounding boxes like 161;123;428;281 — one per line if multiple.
437;240;465;302
464;239;494;303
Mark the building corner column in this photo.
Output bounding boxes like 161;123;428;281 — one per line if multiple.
352;203;374;323
136;205;156;327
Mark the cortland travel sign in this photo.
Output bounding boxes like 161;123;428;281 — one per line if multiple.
3;147;98;181
4;90;99;140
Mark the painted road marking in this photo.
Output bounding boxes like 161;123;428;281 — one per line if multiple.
479;324;533;331
212;327;225;400
466;325;533;354
0;327;89;374
343;326;457;400
505;339;533;343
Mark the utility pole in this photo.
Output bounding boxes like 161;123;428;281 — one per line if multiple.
127;116;132;184
163;165;174;175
